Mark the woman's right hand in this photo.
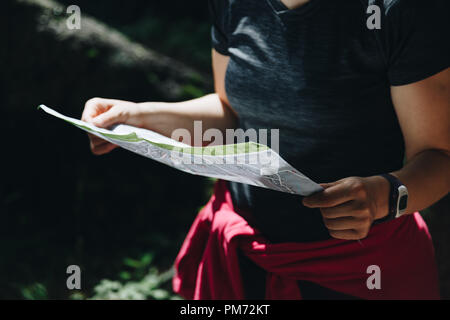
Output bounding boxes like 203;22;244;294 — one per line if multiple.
81;97;145;155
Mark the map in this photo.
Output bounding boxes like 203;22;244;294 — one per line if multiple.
39;105;323;196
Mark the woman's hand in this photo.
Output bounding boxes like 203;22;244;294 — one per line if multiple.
81;93;237;155
302;176;391;240
81;97;145;155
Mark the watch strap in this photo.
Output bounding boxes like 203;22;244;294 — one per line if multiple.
381;173;401;218
374;173;401;224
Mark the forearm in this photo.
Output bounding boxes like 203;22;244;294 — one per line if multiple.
137;93;237;145
392;149;450;214
302;149;449;240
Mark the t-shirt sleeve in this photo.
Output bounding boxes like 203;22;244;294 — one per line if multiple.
383;0;449;86
208;0;229;55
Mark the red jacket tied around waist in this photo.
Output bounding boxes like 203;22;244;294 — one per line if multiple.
173;180;439;300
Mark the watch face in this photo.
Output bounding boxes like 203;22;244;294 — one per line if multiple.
399;194;408;211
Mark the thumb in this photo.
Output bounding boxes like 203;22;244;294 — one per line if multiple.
92;107;125;128
319;182;335;189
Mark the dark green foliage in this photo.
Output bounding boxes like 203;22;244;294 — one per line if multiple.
57;0;212;71
0;0;213;299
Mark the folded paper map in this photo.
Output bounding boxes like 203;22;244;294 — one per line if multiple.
39;105;322;196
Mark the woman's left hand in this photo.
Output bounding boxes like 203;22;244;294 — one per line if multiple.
302;176;391;240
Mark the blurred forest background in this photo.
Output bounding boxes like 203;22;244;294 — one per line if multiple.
1;0;449;299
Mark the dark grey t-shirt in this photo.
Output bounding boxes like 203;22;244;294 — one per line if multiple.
209;0;449;243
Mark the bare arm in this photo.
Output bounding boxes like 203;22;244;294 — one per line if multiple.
82;49;236;153
303;68;450;240
390;68;450;213
136;50;235;143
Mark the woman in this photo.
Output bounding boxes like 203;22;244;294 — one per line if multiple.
82;0;449;299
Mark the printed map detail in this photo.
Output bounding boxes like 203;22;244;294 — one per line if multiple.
39;105;323;196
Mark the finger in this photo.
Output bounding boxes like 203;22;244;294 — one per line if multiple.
92;142;118;155
82;98;112;122
303;182;354;208
320;201;358;219
89;135;113;152
328;229;361;240
323;216;361;231
88;133;106;146
92;107;126;128
90;138;109;151
319;177;352;189
319;181;338;189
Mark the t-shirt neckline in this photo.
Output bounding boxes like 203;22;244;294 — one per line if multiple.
265;0;323;18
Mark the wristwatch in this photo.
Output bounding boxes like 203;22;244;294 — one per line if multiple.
379;173;409;221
